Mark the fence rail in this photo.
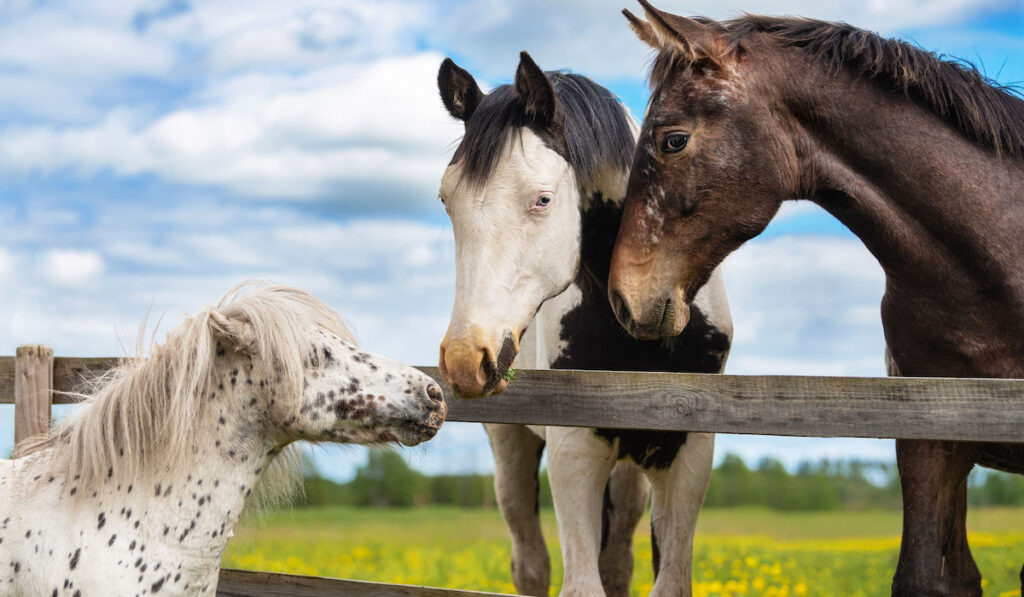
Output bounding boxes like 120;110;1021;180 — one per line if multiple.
4;348;1024;596
3;355;1024;441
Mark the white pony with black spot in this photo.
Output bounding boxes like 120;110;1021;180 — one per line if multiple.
437;54;732;597
2;283;445;597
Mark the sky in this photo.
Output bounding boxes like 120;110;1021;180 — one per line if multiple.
1;0;1022;481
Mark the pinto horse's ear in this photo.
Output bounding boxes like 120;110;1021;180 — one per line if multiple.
438;58;483;122
514;51;558;126
209;311;257;354
636;0;731;68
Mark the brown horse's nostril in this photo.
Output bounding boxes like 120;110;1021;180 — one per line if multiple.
610;289;631;328
426;383;444;403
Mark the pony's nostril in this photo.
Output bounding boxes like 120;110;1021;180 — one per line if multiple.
426;383;444;404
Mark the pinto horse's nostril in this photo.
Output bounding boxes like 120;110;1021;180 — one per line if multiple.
426;383;444;404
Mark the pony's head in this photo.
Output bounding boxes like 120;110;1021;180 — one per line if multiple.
436;53;634;397
18;283;446;490
609;2;794;339
206;285;447;448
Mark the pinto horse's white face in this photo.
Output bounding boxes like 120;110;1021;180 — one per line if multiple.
438;129;581;397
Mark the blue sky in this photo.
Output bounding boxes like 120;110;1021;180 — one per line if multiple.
1;0;1021;481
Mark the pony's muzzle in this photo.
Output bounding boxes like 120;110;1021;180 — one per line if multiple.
395;379;447;447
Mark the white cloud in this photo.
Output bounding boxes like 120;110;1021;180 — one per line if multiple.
41;249;106;287
722;234;887;377
424;0;1007;81
0;53;462;208
0;248;14;281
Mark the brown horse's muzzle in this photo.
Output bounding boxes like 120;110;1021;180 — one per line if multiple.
608;245;690;340
438;329;518;399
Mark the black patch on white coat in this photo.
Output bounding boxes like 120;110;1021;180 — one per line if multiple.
551;194;731;469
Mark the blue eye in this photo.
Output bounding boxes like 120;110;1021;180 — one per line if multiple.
537;195;552;206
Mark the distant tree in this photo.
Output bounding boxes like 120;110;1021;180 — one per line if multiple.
348;449;427;507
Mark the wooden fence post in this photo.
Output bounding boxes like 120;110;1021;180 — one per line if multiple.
14;344;53;447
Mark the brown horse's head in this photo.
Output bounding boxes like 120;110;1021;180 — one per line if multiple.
609;2;798;340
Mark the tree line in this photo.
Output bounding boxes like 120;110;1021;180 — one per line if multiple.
300;449;1024;510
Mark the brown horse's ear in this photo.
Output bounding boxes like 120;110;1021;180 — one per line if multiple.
515;51;558;126
438;58;483;122
622;9;658;49
636;0;730;68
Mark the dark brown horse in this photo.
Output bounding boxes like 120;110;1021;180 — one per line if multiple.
607;2;1024;596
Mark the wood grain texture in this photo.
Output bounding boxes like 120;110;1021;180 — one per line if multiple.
419;367;1024;442
1;357;1023;441
14;345;52;445
216;569;513;597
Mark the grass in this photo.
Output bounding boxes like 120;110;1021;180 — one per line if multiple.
223;506;1024;596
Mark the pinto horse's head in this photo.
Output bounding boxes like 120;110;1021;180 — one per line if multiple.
435;53;581;398
609;2;798;340
435;53;635;398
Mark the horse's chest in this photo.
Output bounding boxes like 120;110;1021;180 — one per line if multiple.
882;290;1024;378
539;282;730;468
548;285;730;374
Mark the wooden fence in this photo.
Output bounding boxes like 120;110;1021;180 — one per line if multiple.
2;346;1024;596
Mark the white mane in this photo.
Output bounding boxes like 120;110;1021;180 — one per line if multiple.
16;282;356;505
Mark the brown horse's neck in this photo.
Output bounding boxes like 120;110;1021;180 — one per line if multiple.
779;58;1024;376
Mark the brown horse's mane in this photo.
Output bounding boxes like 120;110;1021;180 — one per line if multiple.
651;15;1024;159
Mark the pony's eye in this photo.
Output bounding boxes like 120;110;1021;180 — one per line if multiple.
661;133;690;154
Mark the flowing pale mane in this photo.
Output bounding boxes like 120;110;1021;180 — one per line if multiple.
16;283;355;505
649;15;1024;159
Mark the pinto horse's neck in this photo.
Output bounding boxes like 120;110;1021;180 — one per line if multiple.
780;55;1024;377
577;173;630;292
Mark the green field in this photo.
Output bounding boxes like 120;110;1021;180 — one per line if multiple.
223;506;1024;596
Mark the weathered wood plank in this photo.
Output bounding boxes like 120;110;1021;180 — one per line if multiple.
52;356;120;402
1;356;1024;441
0;357;13;406
420;367;1024;443
0;356;117;404
216;568;513;597
14;345;53;445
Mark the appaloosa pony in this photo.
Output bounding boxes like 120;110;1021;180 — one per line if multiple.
4;283;445;597
608;3;1024;596
437;53;732;597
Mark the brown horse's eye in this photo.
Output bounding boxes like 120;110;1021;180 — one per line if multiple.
661;133;689;154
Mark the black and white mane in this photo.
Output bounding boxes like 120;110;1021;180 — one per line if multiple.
453;72;635;191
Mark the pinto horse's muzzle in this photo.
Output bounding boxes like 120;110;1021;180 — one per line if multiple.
439;330;518;399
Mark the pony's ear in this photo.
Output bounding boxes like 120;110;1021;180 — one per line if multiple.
636;0;731;69
438;58;483;122
622;9;658;49
209;311;257;354
514;51;558;126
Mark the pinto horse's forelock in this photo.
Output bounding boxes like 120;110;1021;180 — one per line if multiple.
450;72;635;193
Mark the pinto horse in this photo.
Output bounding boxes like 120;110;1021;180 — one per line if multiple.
4;283;445;597
437;53;732;596
608;3;1024;596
